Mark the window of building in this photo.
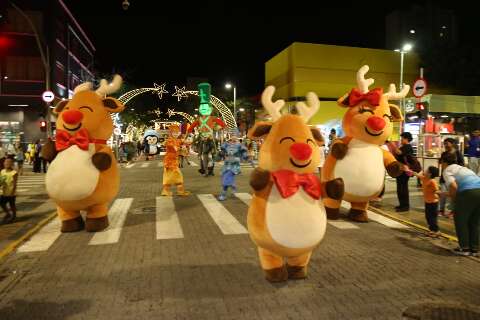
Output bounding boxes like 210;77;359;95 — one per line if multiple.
5;56;44;80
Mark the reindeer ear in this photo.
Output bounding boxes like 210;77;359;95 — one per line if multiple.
53;100;69;114
389;104;403;122
310;128;324;145
337;93;351;108
102;97;125;113
248;121;272;139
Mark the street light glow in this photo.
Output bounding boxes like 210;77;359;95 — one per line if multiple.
394;49;400;52
225;83;232;89
409;29;415;34
239;108;245;112
402;43;413;52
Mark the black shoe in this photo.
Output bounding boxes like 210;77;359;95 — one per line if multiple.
395;207;409;212
452;247;471;256
395;205;401;209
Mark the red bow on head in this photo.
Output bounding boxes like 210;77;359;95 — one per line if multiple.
56;128;90;151
272;170;322;200
348;87;383;107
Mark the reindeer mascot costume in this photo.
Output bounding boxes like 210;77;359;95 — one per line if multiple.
42;76;125;232
247;86;344;282
322;65;409;222
161;124;190;196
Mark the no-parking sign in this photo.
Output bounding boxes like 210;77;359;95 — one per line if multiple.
413;78;428;98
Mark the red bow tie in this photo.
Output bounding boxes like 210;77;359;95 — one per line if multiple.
348;87;383;107
272;170;321;200
56;128;90;151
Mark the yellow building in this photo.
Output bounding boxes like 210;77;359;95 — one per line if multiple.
265;42;421;126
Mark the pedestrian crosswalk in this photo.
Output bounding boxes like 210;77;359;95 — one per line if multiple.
16;175;46;193
16;193;411;254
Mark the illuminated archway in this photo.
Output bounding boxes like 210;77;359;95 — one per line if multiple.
117;84;236;129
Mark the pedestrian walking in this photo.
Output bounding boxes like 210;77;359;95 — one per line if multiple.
439;152;480;256
393;132;414;212
0;142;5;171
409;166;441;237
466;130;480;175
439;138;464;217
33;139;42;173
15;142;24;176
1;157;18;224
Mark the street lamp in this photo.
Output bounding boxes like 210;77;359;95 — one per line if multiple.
225;83;236;118
394;43;413;129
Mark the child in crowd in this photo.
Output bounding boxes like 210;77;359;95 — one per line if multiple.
1;157;18;223
409;166;440;237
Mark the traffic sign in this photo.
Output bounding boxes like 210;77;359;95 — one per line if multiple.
113;127;121;135
42;90;55;103
413;78;428;98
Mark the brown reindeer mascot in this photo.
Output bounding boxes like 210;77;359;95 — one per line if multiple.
42;75;125;232
322;65;409;222
247;86;344;282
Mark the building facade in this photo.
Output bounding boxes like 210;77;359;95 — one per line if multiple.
0;0;95;146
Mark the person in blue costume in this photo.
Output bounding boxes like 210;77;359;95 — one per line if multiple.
218;132;247;201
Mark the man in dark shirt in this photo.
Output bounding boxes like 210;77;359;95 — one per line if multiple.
393;132;414;212
467;130;480;175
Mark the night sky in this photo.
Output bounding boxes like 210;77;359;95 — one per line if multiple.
65;0;474;98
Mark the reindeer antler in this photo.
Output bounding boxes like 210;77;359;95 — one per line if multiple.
73;82;93;94
96;74;123;97
356;65;375;94
295;92;319;123
261;86;284;121
384;83;410;100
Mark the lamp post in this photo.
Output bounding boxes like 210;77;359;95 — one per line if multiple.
225;83;236;119
394;43;413;131
10;1;52;138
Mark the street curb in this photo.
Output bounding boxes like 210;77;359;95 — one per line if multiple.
368;206;458;242
0;211;57;263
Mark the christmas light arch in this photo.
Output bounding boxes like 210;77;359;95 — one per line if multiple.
167;108;195;123
117;83;236;129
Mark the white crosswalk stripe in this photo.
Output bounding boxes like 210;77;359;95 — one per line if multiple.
156;197;184;239
15;194;414;254
141;162;150;168
190;161;199;167
89;198;134;245
125;163;136;168
197;194;248;235
17;218;61;253
234;193;252;206
328;221;360;229
340;201;409;229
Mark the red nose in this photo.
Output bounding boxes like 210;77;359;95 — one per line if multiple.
62;110;83;125
290;142;312;161
367;116;386;131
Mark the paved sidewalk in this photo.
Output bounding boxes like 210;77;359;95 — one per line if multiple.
371;177;457;238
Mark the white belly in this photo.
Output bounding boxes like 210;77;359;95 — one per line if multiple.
265;185;327;249
46;145;100;201
148;145;158;155
334;139;385;197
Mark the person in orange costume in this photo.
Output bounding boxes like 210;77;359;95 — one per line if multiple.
161;124;190;196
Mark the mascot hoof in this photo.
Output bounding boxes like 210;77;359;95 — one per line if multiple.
85;216;109;232
325;207;340;220
161;189;173;196
177;191;191;197
264;266;288;283
287;265;307;280
348;209;369;223
61;216;84;233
